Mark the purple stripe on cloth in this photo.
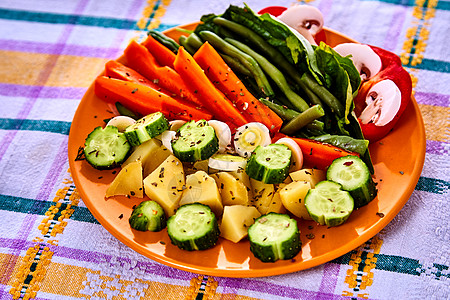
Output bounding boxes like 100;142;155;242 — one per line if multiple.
414;91;450;107
0;83;87;99
35;137;69;201
427;140;449;155
383;6;407;51
317;262;341;298
0;39;123;59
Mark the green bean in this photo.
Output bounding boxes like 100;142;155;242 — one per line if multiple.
220;54;252;76
198;30;274;96
300;73;345;117
178;35;197;55
259;98;299;120
147;30;179;53
226;38;309;112
213;18;304;84
281;105;325;135
186;32;204;50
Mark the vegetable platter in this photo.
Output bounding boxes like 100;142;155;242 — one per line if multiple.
67;4;425;277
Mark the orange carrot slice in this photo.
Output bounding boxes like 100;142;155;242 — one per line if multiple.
94;76;212;121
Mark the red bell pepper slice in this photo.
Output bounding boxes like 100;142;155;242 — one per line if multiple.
353;46;412;143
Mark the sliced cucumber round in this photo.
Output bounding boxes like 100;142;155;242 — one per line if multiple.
171;120;219;162
124;112;169;146
208;153;247;171
327;155;377;208
245;144;292;184
129;200;166;232
248;213;301;262
305;180;354;227
83;126;131;169
167;203;220;251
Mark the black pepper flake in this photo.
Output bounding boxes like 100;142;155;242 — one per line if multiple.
399;171;404;175
98;176;103;179
306;233;315;239
159;241;166;245
118;214;123;219
376;212;385;218
130;191;135;196
131;88;138;94
308;225;314;230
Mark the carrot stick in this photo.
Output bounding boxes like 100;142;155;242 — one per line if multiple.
173;46;248;130
193;42;283;134
123;40;202;106
141;34;176;68
273;133;360;170
94;76;212;121
104;60;168;92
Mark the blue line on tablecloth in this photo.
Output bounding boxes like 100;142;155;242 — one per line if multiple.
0;8;137;30
0;118;71;135
0;194;99;224
362;0;450;10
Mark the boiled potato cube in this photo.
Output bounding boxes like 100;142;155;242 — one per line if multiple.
212;172;250;206
250;178;275;214
122;138;171;177
289;168;325;188
265;191;287;214
279;180;312;219
179;171;223;216
143;155;185;217
229;168;253;200
105;160;143;198
220;205;261;243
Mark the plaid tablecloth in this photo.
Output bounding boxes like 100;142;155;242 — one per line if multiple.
1;0;449;299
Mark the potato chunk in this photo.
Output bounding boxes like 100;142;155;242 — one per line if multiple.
250;178;275;214
105;160;143;198
279;180;312;220
143;155;185;217
179;171;223;216
212;172;250;206
289;168;325;188
220;205;261;243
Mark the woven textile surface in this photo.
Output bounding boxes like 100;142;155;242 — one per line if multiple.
0;0;449;299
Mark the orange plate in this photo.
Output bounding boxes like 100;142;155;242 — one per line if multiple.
68;24;426;277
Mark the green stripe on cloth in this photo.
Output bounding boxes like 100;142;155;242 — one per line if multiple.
0;118;71;135
0;194;99;224
415;176;450;194
0;8;137;30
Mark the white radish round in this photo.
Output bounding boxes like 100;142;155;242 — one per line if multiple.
234;122;271;158
106;116;136;132
208;120;232;153
275;137;304;172
169;120;186;131
161;130;177;153
208;154;247;171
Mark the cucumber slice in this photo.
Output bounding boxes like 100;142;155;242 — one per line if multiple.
305;181;354;227
167;203;220;251
326;155;377;208
124;112;169;146
129;200;166;232
248;213;301;262
171;120;219;162
245;144;292;184
83;126;131;169
208;153;247;171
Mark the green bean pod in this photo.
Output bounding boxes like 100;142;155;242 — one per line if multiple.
281;105;325;135
198;30;274;96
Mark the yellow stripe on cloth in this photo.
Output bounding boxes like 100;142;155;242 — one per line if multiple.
0;50;107;87
418;104;450;143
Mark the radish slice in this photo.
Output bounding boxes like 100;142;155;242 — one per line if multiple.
275;137;304;171
106;116;136;132
208;153;247;171
208;120;232;152
161;130;177;153
169;120;186;131
234;122;271;157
